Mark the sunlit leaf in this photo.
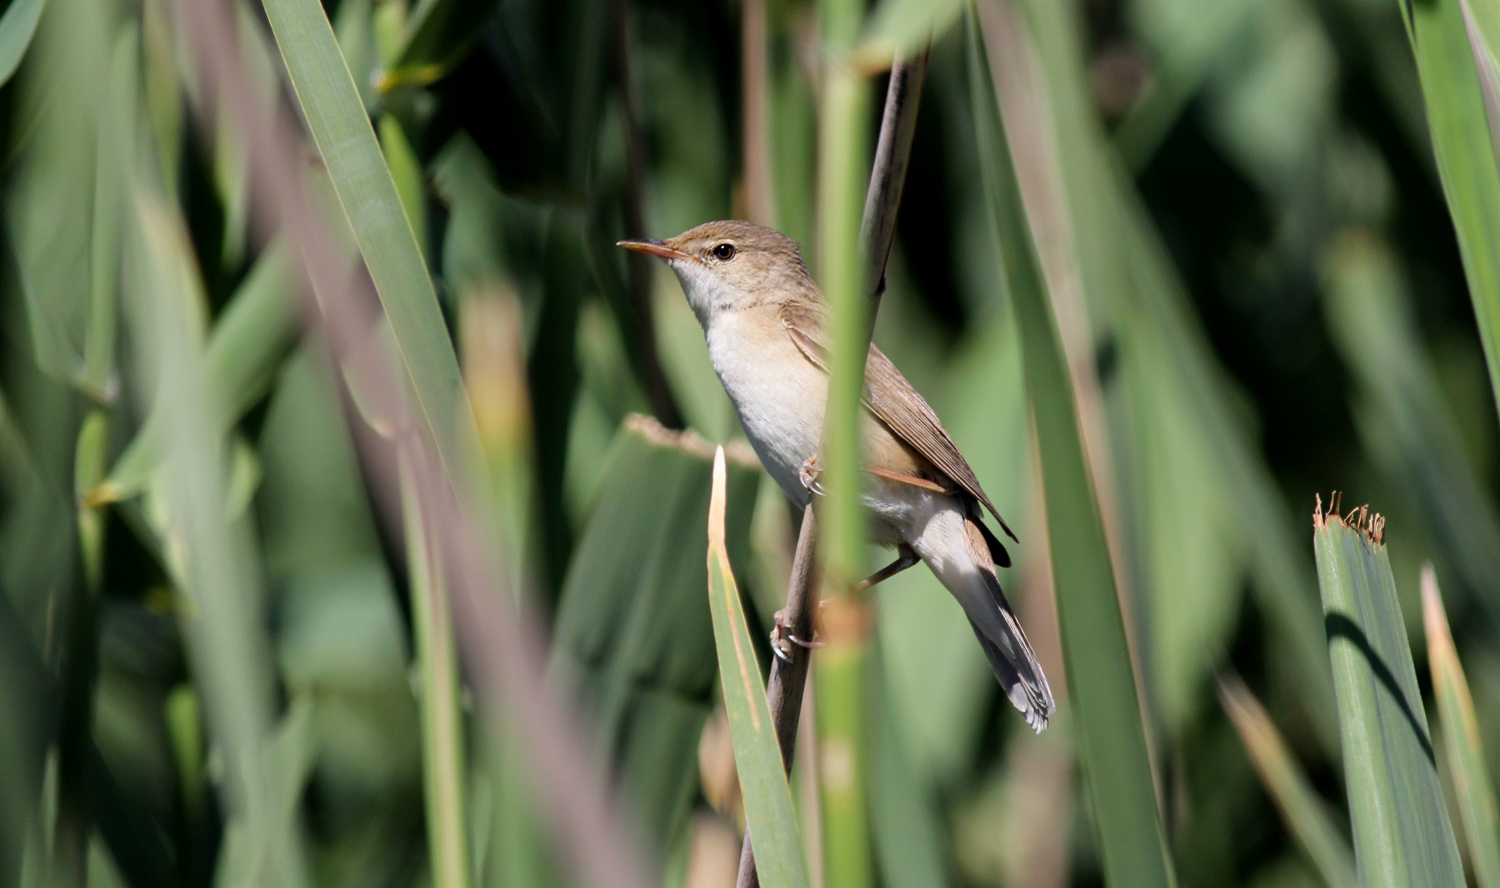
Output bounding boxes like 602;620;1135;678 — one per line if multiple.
551;417;759;857
966;9;1176;887
258;0;484;493
1399;0;1500;420
706;447;811;888
1314;499;1463;887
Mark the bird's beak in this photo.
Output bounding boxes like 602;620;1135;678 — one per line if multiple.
617;239;692;262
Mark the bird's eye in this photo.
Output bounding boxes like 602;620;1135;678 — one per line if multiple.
711;243;736;261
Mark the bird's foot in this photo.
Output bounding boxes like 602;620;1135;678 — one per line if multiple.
770;606;825;662
799;456;826;496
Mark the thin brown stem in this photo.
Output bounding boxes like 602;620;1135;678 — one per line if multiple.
742;0;776;227
735;48;929;888
861;50;929;311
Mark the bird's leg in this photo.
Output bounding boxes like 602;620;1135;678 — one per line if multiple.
855;544;919;594
799;454;826;496
770;604;826;662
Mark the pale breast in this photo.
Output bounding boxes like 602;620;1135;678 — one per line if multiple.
706;308;827;505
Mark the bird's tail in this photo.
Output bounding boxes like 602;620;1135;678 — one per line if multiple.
967;578;1054;732
916;509;1054;732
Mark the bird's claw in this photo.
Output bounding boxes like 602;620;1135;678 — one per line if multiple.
770;607;825;662
799;456;826;496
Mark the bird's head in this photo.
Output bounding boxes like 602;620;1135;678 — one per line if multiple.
618;220;815;326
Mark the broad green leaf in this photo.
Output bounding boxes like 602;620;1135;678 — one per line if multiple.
258;0;484;495
1423;564;1500;888
83;19;139;402
1399;0;1500;421
7;0;109;391
1220;676;1356;888
965;9;1177;888
0;0;46;87
706;447;811;888
1313;501;1463;887
550;416;758;858
1123;303;1247;733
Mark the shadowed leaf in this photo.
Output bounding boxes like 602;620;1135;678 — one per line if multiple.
1314;499;1463;887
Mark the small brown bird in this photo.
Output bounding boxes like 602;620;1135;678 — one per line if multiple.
619;220;1053;731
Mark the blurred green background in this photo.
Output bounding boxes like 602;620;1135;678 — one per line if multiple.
2;0;1499;885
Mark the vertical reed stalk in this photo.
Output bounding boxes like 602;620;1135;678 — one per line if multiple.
399;444;473;888
736;48;928;888
742;0;776;227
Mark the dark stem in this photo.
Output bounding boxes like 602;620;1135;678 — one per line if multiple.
51;585;100;888
861;50;929;312
612;0;685;428
735;48;929;888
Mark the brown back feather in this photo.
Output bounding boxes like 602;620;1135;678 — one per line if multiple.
779;300;1018;542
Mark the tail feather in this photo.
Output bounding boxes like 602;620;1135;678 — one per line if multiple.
908;504;1055;731
963;516;1054;731
967;575;1054;731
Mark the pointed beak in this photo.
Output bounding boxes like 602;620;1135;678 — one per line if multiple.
617;239;692;262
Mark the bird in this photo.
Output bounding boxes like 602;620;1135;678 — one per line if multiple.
618;220;1054;732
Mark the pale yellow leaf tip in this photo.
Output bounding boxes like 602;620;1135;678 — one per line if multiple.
1422;562;1452;658
709;446;727;552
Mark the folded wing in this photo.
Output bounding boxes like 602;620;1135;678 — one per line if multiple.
778;299;1017;543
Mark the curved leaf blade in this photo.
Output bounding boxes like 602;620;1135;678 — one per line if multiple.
258;0;482;490
1399;0;1500;420
550;417;760;858
964;9;1176;888
707;447;810;888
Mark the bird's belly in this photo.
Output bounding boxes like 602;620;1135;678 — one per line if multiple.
716;368;825;507
706;313;929;547
707;318;826;507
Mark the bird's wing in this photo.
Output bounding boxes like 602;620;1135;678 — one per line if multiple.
778;300;1017;542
